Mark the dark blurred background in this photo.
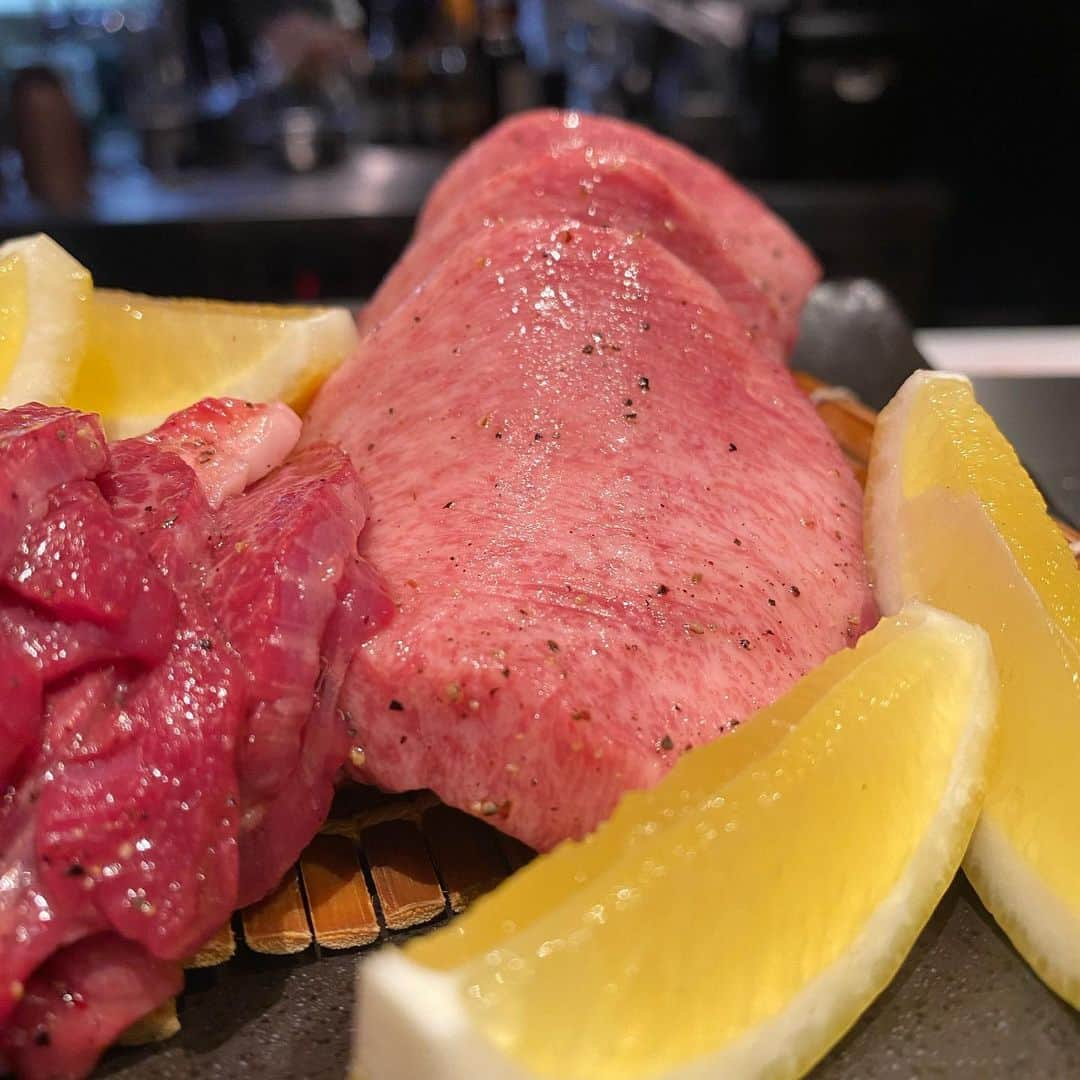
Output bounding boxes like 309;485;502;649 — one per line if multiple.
1;1;1077;325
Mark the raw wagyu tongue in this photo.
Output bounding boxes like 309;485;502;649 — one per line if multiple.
360;145;798;362
305;218;875;852
413;108;822;355
0;398;386;1079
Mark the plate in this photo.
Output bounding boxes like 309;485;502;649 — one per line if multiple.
100;282;1080;1079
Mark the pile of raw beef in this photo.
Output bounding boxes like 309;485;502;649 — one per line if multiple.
0;401;391;1076
0;110;874;1078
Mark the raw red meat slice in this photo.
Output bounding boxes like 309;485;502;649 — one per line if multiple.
208;443;369;810
0;396;378;1077
417;109;820;353
306;219;873;850
101;398;300;582
235;557;393;906
4;481;177;631
99;440;215;583
1;934;181;1080
0;627;241;1032
0;600;173;699
34;617;244;960
133;397;301;509
1;406;108;566
363;148;789;361
0;627;42;788
1;604;171;793
204;442;388;903
0;806;100;1033
1;478;178;789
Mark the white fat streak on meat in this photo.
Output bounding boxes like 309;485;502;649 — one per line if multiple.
131;399;302;509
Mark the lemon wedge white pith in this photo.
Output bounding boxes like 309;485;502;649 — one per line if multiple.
0;233;91;409
354;603;996;1080
866;369;1080;1007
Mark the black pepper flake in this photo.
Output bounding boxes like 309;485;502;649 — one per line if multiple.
388;699;404;711
65;863;85;878
728;443;737;452
624;398;634;407
571;709;591;722
494;431;503;440
733;538;742;546
739;638;751;649
656;584;669;596
638;375;650;392
388;407;395;415
442;501;455;509
768;598;776;606
659;734;675;751
198;638;213;651
624;412;638;421
790;585;801;597
582;344;594;355
367;442;376;452
143;504;154;512
640;320;651;331
547;640;560;652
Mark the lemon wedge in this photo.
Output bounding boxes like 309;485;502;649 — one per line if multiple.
0;233;91;409
353;603;996;1080
68;289;358;437
866;370;1080;1007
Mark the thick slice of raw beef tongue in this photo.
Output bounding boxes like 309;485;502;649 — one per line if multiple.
304;219;874;851
415;109;821;353
361;146;791;361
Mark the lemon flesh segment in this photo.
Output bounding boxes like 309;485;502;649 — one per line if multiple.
0;233;91;408
69;289;358;437
866;370;1080;1008
356;604;997;1080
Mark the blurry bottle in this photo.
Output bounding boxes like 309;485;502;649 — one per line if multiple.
419;0;489;146
10;66;90;212
124;1;196;174
479;0;539;118
366;0;409;142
